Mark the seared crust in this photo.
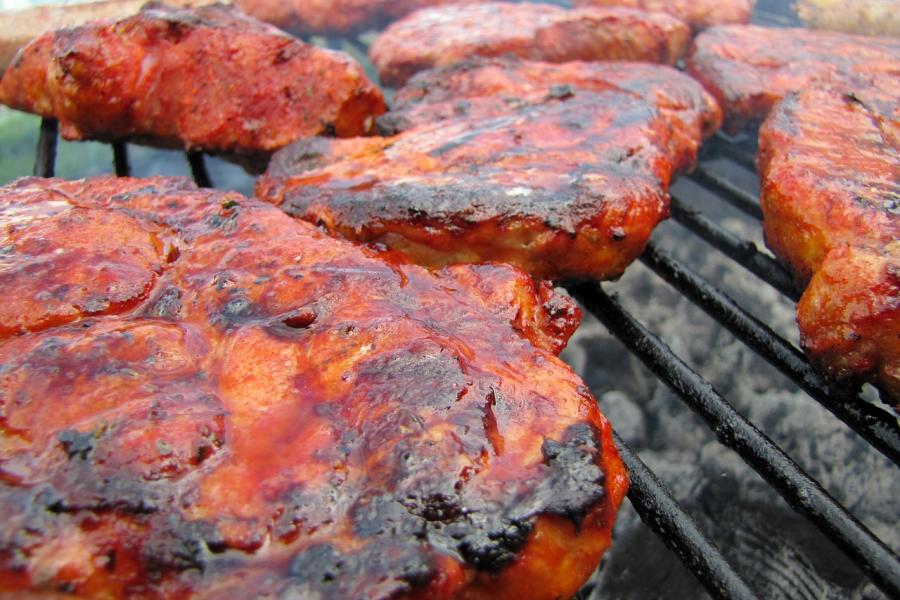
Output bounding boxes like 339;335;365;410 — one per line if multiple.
381;57;722;174
257;92;675;281
758;77;899;405
687;24;900;132
232;0;490;36
369;2;691;87
572;0;753;30
0;3;385;164
0;176;627;598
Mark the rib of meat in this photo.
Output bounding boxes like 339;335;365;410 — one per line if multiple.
257;91;675;281
686;24;900;132
0;176;627;598
379;57;722;174
369;2;691;87
757;76;899;406
0;3;385;170
572;0;753;30
232;0;490;36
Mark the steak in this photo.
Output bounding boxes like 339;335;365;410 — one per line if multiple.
757;75;899;406
0;175;627;598
379;57;722;174
572;0;754;31
0;3;385;170
369;2;691;87
686;24;900;132
257;91;676;281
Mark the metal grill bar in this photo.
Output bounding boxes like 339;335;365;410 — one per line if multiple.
113;142;130;177
689;163;763;220
33;118;58;178
640;242;900;464
705;134;758;171
566;283;900;599
669;195;802;301
613;431;761;600
186;151;212;188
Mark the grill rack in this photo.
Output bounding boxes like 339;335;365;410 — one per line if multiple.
28;113;900;600
24;6;900;585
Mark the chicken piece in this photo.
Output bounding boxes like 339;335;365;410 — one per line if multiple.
379;57;722;174
795;0;900;38
0;3;385;171
0;175;627;598
369;2;691;87
686;24;900;132
757;77;899;405
572;0;753;30
257;91;675;281
232;0;490;37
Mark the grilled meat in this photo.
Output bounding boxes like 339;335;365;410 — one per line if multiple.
572;0;753;30
686;25;900;132
795;0;900;38
758;77;899;405
0;3;385;170
0;175;627;598
232;0;489;37
379;57;722;174
0;0;221;74
257;91;674;281
369;2;691;87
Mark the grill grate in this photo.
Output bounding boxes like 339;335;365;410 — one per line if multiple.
28;111;900;600
22;5;900;591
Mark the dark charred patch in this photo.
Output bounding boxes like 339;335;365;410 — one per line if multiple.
147;286;183;319
208;292;258;329
547;84;576;100
537;423;606;523
58;430;94;460
346;422;607;573
204;205;240;233
356;343;467;412
286;540;434;598
142;515;221;575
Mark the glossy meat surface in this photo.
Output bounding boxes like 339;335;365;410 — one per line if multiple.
572;0;753;30
369;2;691;87
232;0;490;36
0;176;627;598
0;3;385;166
380;57;722;174
257;91;675;281
758;78;899;405
687;25;900;132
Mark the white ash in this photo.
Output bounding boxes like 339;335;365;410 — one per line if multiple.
563;174;898;600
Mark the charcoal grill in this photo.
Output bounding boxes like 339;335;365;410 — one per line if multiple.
14;3;900;599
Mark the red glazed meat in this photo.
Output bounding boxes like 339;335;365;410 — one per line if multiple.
0;175;627;598
573;0;754;30
257;91;677;281
232;0;491;36
369;2;691;87
0;3;385;169
758;75;899;405
380;57;722;174
687;24;900;132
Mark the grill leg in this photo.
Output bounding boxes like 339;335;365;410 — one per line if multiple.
33;118;58;178
186;151;212;188
113;142;130;177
